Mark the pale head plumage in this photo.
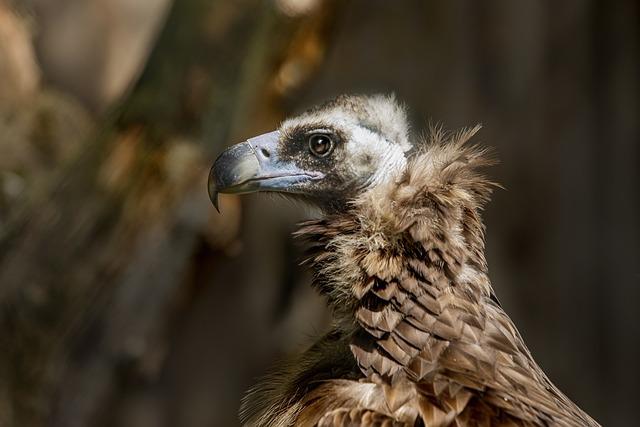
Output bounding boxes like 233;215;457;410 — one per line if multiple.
275;94;412;210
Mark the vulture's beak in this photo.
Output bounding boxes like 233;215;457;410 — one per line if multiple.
208;130;323;212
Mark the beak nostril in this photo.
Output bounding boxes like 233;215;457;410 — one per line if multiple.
260;148;271;158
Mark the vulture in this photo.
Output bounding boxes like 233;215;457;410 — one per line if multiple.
208;95;599;427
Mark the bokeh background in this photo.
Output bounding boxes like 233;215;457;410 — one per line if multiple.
0;0;638;426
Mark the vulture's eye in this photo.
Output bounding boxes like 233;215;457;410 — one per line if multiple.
308;134;334;157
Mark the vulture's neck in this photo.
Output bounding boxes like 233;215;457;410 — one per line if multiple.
244;127;599;427
297;127;500;375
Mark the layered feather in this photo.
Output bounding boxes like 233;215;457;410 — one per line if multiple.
242;128;599;427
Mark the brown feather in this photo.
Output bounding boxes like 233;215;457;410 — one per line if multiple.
241;126;599;426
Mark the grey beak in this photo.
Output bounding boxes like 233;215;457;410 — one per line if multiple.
208;130;323;212
208;140;258;212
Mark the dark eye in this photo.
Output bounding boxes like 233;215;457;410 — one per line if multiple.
308;134;334;157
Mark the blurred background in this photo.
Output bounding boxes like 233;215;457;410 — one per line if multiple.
0;0;638;426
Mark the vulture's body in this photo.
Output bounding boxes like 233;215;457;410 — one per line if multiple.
209;95;599;426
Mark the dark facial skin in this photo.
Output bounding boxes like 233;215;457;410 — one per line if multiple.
277;123;371;211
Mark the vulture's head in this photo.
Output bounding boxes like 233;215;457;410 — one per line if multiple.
209;94;412;211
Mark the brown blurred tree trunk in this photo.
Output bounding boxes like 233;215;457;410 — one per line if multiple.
0;1;338;426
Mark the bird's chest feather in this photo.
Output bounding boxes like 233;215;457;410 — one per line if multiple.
297;375;423;426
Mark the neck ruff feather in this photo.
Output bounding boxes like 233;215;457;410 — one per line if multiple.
296;126;498;322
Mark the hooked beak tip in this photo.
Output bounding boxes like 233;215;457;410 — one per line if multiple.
208;166;221;213
212;192;220;213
